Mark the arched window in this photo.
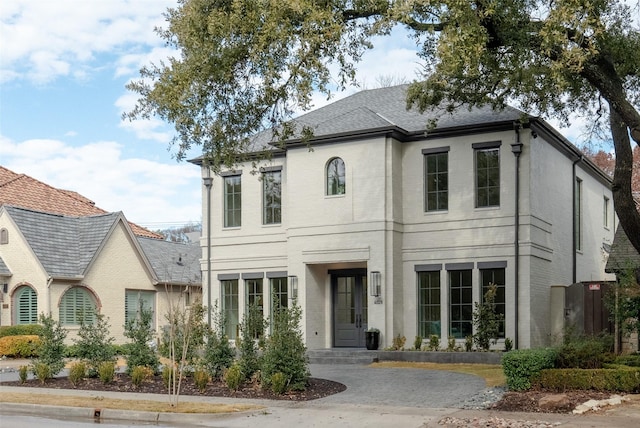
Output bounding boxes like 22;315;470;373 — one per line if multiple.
15;286;37;324
59;287;96;325
326;157;346;195
0;228;8;244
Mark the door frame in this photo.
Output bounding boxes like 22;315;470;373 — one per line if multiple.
330;268;368;347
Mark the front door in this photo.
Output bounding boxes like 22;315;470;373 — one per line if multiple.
332;270;368;347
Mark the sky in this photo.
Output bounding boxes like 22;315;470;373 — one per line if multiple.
0;0;591;231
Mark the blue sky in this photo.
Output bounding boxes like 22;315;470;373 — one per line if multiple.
0;1;587;230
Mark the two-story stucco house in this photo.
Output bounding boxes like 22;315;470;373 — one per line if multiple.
193;84;616;350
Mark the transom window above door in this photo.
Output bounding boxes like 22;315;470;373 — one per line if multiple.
326;157;346;196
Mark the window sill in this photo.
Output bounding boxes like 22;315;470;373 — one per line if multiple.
325;194;346;199
223;227;241;231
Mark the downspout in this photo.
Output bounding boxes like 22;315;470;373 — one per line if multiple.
571;156;583;284
511;123;523;349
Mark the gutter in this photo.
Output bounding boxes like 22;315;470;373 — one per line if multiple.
511;123;524;349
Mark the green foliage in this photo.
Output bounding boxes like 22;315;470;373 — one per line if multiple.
427;335;439;351
32;362;51;384
18;365;28;384
555;333;614;369
536;368;640;393
260;302;309;391
413;336;423;351
472;283;502;351
447;337;457;352
159;300;207;367
502;348;558;391
98;361;115;384
123;306;160;375
193;369;210;393
465;336;473;352
202;304;235;380
68;362;87;386
614;354;640;367
270;372;288;395
504;338;513;352
162;365;175;389
0;335;40;357
74;312;116;377
131;365;153;388
0;324;43;338
237;305;263;379
390;334;406;351
34;313;67;377
605;266;640;340
224;363;243;391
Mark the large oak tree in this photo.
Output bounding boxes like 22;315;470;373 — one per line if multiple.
126;0;640;253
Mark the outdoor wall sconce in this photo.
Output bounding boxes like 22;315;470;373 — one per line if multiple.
370;271;381;297
288;275;298;300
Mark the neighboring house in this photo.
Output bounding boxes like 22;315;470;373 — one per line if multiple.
0;166;162;239
192;84;616;350
0;205;201;342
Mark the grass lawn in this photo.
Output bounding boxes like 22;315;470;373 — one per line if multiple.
371;361;506;387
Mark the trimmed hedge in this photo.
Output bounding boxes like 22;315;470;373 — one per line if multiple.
536;368;640;393
0;324;43;338
0;335;41;357
502;348;557;391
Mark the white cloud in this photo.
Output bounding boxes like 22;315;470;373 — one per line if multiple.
1;135;201;227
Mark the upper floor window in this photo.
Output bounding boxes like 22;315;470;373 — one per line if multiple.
59;286;96;325
326;157;345;195
223;174;242;228
575;178;583;251
0;228;8;244
603;196;610;229
474;143;501;208
262;169;282;224
423;147;449;212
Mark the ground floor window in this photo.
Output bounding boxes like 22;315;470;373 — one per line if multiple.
245;278;264;338
125;290;155;328
449;270;472;338
221;279;239;340
417;271;440;337
480;267;506;338
15;285;37;324
59;287;96;325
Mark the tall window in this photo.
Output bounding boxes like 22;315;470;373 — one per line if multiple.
224;175;241;227
475;147;500;207
246;278;264;338
59;287;96;325
480;268;506;338
125;290;155;327
326;157;346;195
418;271;441;337
603;196;610;229
15;286;37;324
575;178;582;251
424;149;449;211
263;170;282;224
221;279;239;339
449;270;472;338
269;277;288;331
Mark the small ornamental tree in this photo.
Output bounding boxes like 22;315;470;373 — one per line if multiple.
605;264;640;353
74;311;116;377
472;283;502;351
202;302;235;380
33;313;67;378
123;305;160;374
237;304;263;380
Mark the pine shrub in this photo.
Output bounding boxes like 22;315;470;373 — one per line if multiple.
193;369;210;393
33;314;67;378
18;365;28;384
131;365;153;388
224;363;243;391
270;372;288;394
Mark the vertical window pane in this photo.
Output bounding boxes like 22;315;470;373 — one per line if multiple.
575;178;582;251
481;268;506;338
476;148;500;208
418;271;441;337
224;175;241;228
221;279;239;339
246;278;264;338
449;270;472;338
424;152;448;212
125;290;155;328
263;171;282;224
326;158;345;195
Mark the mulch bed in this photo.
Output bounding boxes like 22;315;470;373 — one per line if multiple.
491;390;614;413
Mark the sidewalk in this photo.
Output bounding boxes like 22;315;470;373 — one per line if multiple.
1;359;639;427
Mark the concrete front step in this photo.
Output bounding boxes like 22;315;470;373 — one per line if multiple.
307;349;378;365
307;349;503;365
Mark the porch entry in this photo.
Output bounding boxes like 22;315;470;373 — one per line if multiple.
331;269;368;347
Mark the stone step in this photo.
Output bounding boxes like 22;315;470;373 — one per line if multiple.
307;349;378;365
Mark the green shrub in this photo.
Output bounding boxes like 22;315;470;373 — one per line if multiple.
502;348;557;391
0;335;40;357
270;372;288;394
0;324;43;338
555;333;614;369
472;283;501;351
162;365;175;388
32;362;51;384
504;338;513;352
428;335;440;351
74;312;116;377
98;361;115;384
260;302;309;391
447;337;457;352
413;336;423;350
536;368;640;392
123;307;160;375
614;354;640;367
237;305;262;379
391;334;406;350
18;365;28;384
224;363;243;391
465;335;473;352
203;331;235;380
193;369;210;393
68;362;87;386
131;365;153;388
34;314;67;377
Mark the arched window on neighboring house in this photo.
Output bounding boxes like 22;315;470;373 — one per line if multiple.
15;286;37;324
59;287;96;325
326;157;346;196
0;228;8;244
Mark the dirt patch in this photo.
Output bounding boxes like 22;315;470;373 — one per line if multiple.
1;374;346;401
491;390;614;413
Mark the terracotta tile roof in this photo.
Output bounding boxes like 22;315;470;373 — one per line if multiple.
0;166;162;239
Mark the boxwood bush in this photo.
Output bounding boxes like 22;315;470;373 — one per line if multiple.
502;348;557;391
0;324;43;338
535;367;640;392
0;335;40;357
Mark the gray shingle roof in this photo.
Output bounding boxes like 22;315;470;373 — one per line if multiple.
5;205;119;278
605;226;640;272
0;256;10;276
137;237;201;285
